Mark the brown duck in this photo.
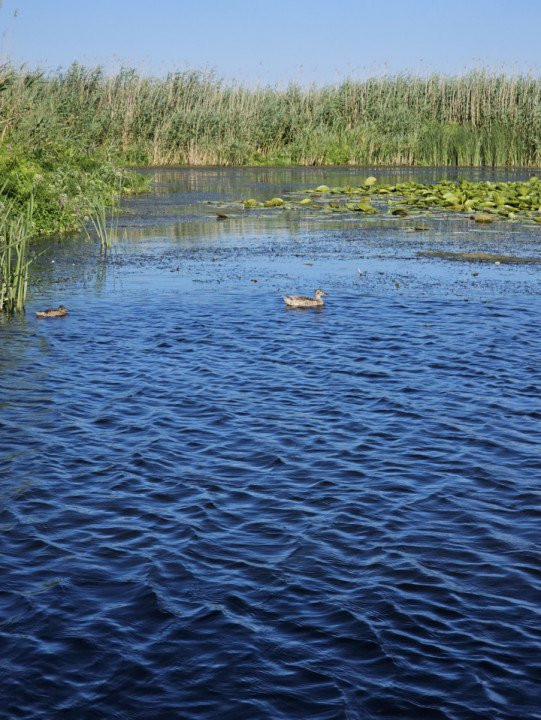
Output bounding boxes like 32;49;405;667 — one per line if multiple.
283;289;329;308
36;305;69;319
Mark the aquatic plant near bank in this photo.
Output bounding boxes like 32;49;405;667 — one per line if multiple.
86;199;120;250
0;200;33;313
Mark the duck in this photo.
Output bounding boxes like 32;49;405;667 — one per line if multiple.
36;305;68;319
283;289;329;308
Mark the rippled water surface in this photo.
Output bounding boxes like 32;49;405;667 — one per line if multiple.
1;168;540;719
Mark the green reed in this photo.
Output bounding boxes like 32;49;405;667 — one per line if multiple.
87;200;114;250
85;179;125;250
2;64;541;167
0;198;33;313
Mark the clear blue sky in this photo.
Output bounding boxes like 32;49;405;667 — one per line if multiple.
1;0;540;85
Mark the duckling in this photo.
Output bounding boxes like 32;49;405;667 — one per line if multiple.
36;305;68;319
283;289;328;308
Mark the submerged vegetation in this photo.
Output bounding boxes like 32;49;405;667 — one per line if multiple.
238;176;541;223
418;250;541;264
1;64;541;167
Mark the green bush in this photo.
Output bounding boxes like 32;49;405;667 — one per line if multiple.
0;142;147;236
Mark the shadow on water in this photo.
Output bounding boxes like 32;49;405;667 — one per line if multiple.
1;168;540;720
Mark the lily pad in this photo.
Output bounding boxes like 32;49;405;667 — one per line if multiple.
348;202;377;214
264;197;284;208
258;177;541;225
471;212;496;223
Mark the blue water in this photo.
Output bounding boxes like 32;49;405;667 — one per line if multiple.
1;168;540;719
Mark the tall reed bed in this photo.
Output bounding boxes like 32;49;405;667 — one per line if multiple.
1;64;541;167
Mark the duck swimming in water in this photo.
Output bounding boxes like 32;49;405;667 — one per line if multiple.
283;289;329;308
36;305;68;318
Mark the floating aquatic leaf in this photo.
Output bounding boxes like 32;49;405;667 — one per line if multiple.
472;212;496;223
442;192;460;205
255;178;541;224
243;198;258;208
356;203;377;214
345;202;374;213
364;176;377;186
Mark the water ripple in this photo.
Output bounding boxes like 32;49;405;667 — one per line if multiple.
1;172;540;719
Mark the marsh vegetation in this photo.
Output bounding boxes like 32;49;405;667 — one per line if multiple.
0;65;148;278
2;64;541;167
2;64;541;311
